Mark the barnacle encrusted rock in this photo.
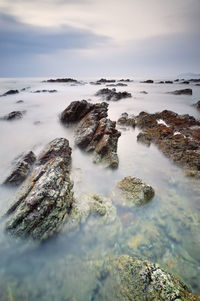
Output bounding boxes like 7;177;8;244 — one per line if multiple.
4;138;73;241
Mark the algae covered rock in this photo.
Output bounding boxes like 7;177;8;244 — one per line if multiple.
100;255;200;301
111;176;154;207
4;138;73;241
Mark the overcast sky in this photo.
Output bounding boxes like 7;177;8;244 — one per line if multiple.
0;0;200;78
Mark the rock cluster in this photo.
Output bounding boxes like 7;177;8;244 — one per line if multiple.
169;88;192;95
44;78;78;83
136;110;200;177
95;88;132;101
4;138;74;241
33;89;57;93
60;100;121;168
117;113;136;127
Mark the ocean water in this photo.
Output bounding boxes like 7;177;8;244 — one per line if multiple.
0;77;199;300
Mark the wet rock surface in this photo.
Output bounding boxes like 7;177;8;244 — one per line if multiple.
60;100;121;168
111;176;155;207
169;88;192;95
117;113;136;127
136;110;200;177
1;90;19;96
3;151;36;186
4;138;73;241
95;88;132;101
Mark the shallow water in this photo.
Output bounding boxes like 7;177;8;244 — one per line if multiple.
0;78;200;300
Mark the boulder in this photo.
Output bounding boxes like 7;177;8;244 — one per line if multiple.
117;113;136;127
165;80;173;84
3;151;36;185
1;111;25;120
141;80;154;83
95;88;132;101
4;138;73;241
168;88;192;95
44;78;78;83
1;90;19;96
111;176;154;207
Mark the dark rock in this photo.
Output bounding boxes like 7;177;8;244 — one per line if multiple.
158;81;164;84
136;110;200;177
95;88;132;101
192;100;200;111
106;83;127;87
117;113;136;127
60;100;121;168
90;82;102;85
174;79;179;82
188;78;200;83
181;81;190;84
3;151;36;185
196;84;200;86
44;78;78;83
168;88;192;95
21;87;30;91
60;100;94;124
16;100;24;103
140;91;148;94
33;89;57;93
2;111;25;120
96;78;116;83
2;90;19;96
118;79;133;82
165;80;173;84
141;80;154;83
4;138;73;241
111;176;154;207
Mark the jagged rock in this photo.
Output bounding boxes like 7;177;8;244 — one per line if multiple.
117;113;136;127
136;110;200;177
169;88;192;95
111;176;154;207
60;100;94;124
101;255;200;301
95;88;132;101
33;89;57;93
192;100;200;111
1;90;19;96
1;111;25;120
44;78;78;83
4;138;73;241
141;80;154;83
60;100;121;168
3;151;36;185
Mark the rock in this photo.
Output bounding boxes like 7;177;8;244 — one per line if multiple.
4;138;73;241
90;81;102;85
1;90;19;96
181;81;190;84
165;80;173;84
1;111;25;120
101;255;200;301
169;88;192;95
44;78;78;83
95;88;132;101
118;79;133;82
140;90;148;94
16;100;24;103
111;176;154;207
188;78;200;83
174;79;179;82
96;78;116;83
106;83;128;87
136;110;200;177
117;113;136;127
159;81;164;84
141;79;154;83
60;99;94;124
192;100;200;111
61;100;121;168
3;151;36;185
33;89;57;93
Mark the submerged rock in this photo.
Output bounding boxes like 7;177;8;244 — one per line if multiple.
101;255;200;301
168;88;192;95
60;100;121;168
1;111;25;120
117;113;136;127
44;78;78;83
95;88;132;101
4;138;73;241
1;90;19;96
3;151;36;185
111;176;154;207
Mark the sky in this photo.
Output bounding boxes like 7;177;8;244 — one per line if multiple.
0;0;200;78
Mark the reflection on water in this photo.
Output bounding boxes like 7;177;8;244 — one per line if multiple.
0;78;200;300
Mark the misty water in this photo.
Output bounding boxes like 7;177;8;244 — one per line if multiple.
0;78;199;300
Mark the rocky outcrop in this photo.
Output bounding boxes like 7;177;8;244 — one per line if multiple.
106;83;127;87
165;80;173;84
1;90;19;96
192;100;200;111
4;138;73;241
141;80;154;83
169;88;192;95
118;79;133;82
60;100;121;168
44;78;78;83
117;113;136;127
101;255;200;301
33;89;57;93
136;110;200;177
95;88;132;101
1;111;26;120
111;176;154;207
3;151;36;186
